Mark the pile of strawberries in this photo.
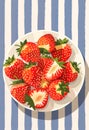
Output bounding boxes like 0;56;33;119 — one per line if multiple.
3;34;80;110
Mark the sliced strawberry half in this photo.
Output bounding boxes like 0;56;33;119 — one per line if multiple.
28;88;48;108
40;76;50;92
10;79;29;103
61;61;80;82
49;80;69;100
51;38;72;61
43;58;64;81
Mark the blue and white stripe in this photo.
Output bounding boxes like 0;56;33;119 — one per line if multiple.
5;0;11;129
0;0;5;130
85;1;89;130
0;0;88;130
78;1;85;130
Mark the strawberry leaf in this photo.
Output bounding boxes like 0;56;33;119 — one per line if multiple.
39;48;50;54
25;94;36;110
16;39;27;55
57;82;69;96
54;58;65;68
62;38;69;43
3;55;15;66
71;61;80;73
25;62;37;68
11;79;24;85
41;55;52;59
56;38;69;45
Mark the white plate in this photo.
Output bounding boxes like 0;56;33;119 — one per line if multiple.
3;30;85;112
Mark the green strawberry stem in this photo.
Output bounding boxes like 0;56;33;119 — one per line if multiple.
3;55;15;66
25;94;36;110
41;54;52;59
54;58;65;68
15;39;27;55
39;48;50;54
56;38;69;45
57;82;69;96
10;79;24;85
70;61;80;73
39;48;53;58
25;62;37;68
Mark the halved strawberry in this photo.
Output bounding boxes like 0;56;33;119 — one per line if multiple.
11;79;29;103
43;58;64;81
28;88;48;108
37;34;55;52
22;63;42;88
4;55;25;79
51;38;72;61
16;40;40;62
49;80;69;100
40;76;50;92
61;61;80;82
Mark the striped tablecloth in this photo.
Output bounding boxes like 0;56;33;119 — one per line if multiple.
0;0;89;130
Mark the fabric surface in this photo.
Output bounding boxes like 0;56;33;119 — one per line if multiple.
0;0;89;130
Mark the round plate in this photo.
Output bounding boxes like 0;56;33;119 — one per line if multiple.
3;30;85;112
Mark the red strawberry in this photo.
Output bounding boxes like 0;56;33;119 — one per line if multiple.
4;55;25;79
38;56;52;70
42;56;52;66
28;88;48;108
43;58;64;81
22;63;42;88
11;79;29;103
40;76;50;92
51;38;72;61
37;34;55;52
61;61;80;82
49;80;69;100
16;40;40;62
37;58;45;70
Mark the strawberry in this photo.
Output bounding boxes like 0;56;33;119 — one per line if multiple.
49;80;69;100
38;56;52;70
40;76;50;92
4;55;25;79
37;57;45;70
10;79;29;103
22;63;42;88
61;61;80;82
28;88;48;108
37;34;55;52
43;58;64;81
51;38;72;61
16;40;40;62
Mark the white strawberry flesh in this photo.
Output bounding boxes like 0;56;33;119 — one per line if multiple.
39;44;50;50
55;44;66;50
44;60;63;81
29;89;48;108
